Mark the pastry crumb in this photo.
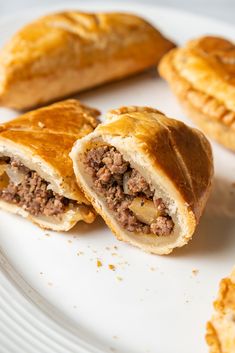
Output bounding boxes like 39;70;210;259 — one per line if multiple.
105;246;110;250
48;282;53;286
109;264;115;271
113;246;118;250
67;239;72;244
116;276;123;281
110;347;116;352
97;259;102;267
150;267;156;271
39;272;43;275
77;251;84;256
112;335;118;339
192;269;199;276
44;233;50;237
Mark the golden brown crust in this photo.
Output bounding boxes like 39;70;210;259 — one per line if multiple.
0;99;100;229
71;106;213;254
159;36;235;151
0;11;175;110
206;271;235;353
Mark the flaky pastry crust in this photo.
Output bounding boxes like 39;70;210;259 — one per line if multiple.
0;99;100;230
0;11;175;110
206;269;235;353
159;36;235;151
70;106;213;254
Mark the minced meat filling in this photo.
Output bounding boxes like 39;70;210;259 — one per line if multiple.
84;146;174;236
0;158;74;217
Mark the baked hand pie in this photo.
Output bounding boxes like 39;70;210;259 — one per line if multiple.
159;36;235;151
0;99;100;231
70;106;213;255
0;11;175;110
206;268;235;353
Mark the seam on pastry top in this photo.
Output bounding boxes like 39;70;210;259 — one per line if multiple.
43;12;155;44
167;51;235;129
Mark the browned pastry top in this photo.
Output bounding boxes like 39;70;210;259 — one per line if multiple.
186;36;235;84
159;36;235;131
0;99;100;202
0;11;175;84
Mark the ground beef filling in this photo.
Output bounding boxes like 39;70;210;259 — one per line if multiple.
84;146;174;236
0;158;74;217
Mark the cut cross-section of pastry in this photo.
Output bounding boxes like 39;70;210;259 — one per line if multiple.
0;99;100;231
0;11;175;110
159;36;235;151
70;106;213;255
206;268;235;353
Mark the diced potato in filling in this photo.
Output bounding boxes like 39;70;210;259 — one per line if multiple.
129;197;162;225
84;145;174;236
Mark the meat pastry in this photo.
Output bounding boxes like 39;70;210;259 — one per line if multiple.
159;36;235;151
0;99;99;231
206;268;235;353
0;11;175;110
70;106;213;254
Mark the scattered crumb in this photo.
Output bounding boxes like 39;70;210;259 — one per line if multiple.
116;276;123;281
48;282;53;286
110;347;116;352
145;288;150;292
38;121;45;128
114;246;118;250
97;260;102;267
93;250;97;254
111;253;117;256
77;251;84;256
185;300;189;304
44;233;50;237
150;267;156;272
73;305;77;309
108;264;115;271
67;239;72;244
192;269;199;276
105;246;110;251
112;335;118;340
39;272;43;275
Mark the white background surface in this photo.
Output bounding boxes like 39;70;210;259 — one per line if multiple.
0;0;234;24
0;2;235;353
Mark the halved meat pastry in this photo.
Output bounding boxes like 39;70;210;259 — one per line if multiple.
159;36;235;151
70;106;213;254
0;11;175;110
0;99;99;231
206;268;235;353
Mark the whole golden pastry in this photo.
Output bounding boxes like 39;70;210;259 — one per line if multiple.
206;269;235;353
0;99;100;231
159;36;235;151
70;106;213;255
0;11;175;110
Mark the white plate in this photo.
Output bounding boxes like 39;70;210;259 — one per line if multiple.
1;2;235;353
